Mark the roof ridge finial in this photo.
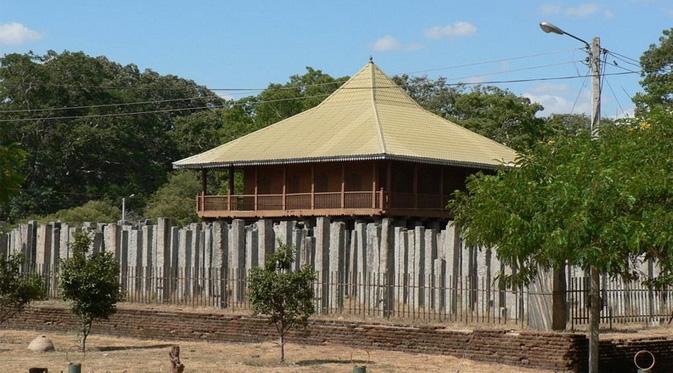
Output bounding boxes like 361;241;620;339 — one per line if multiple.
369;56;373;64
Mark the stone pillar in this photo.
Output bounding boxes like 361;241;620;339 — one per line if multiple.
274;220;295;248
119;227;130;291
229;219;245;303
103;223;121;259
141;225;154;294
379;218;394;316
394;227;409;305
424;228;437;309
128;228;142;294
35;223;52;271
156;218;172;301
446;222;461;315
413;224;425;308
177;228;191;299
245;224;259;272
314;217;330;312
328;221;345;311
301;235;314;268
292;227;304;271
256;219;274;267
211;221;228;308
189;223;201;297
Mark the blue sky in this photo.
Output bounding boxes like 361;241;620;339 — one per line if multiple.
1;0;672;117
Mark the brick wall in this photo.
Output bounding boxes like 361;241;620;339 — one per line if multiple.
4;306;673;372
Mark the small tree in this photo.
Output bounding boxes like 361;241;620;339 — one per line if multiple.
0;253;44;324
248;244;316;362
60;232;121;352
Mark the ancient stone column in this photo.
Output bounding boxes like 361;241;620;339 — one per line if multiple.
256;219;274;267
314;217;330;312
229;219;245;303
328;221;345;311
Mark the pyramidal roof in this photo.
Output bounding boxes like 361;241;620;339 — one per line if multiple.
174;61;517;169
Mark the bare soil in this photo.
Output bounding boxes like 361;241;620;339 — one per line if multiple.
0;329;551;373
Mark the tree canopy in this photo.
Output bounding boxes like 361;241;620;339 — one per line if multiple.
635;27;673;112
450;110;673;287
0;253;44;324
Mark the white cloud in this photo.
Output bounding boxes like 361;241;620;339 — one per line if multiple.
539;3;606;18
540;4;562;15
424;22;477;40
372;35;402;52
565;3;599;17
463;76;487;84
523;85;591;116
215;91;234;100
0;22;42;45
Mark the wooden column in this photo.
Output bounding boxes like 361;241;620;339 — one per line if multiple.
228;166;234;210
340;162;345;209
413;163;418;209
201;169;207;195
439;166;445;209
311;164;315;209
282;164;287;210
386;160;392;209
254;166;258;211
372;161;377;208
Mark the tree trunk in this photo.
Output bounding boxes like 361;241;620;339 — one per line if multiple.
588;266;600;373
551;265;568;330
80;320;92;352
280;334;285;362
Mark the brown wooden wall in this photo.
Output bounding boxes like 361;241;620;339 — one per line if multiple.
240;160;480;195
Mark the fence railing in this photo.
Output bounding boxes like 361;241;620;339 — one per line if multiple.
31;264;673;327
567;275;673;328
28;264;528;325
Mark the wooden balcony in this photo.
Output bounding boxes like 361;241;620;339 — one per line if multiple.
196;190;451;219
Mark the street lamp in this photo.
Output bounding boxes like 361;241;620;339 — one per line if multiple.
540;21;602;373
121;194;135;224
539;21;601;138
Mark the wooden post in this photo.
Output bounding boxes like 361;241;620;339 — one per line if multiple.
201;169;207;195
340;162;345;209
413;163;418;209
439;166;445;209
254;166;258;211
386;160;392;209
311;164;315;209
282;164;287;210
228;166;234;211
372;161;377;208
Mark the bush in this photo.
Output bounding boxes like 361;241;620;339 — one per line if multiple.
144;171;200;226
28;200;120;224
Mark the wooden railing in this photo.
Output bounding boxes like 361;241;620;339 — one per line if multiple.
197;190;449;215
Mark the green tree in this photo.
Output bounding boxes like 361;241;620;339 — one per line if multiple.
253;67;348;125
0;253;44;324
60;231;121;351
27;200;120;224
635;27;673;112
248;244;316;362
450;110;673;370
144;171;201;226
0;143;26;219
394;75;546;151
0;51;221;220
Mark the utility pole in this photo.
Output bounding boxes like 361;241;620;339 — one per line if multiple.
588;36;602;373
590;37;601;138
121;197;126;223
541;22;602;373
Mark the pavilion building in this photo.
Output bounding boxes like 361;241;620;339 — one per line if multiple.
173;61;516;220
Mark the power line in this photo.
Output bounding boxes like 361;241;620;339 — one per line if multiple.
0;48;579;94
0;71;639;123
0;60;581;115
404;48;580;74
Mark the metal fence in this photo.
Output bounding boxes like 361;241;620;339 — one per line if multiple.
567;275;673;329
30;264;529;325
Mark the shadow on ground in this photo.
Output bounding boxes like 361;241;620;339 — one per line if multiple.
296;359;373;366
94;344;174;352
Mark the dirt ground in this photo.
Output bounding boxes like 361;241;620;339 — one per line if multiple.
0;329;551;373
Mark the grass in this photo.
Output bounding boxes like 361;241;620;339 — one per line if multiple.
0;329;551;372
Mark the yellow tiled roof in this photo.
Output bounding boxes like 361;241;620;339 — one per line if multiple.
173;61;517;169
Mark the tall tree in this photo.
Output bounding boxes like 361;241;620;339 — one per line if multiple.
394;75;546;151
450;110;673;370
635;27;673;112
0;51;221;220
0;143;26;217
253;67;348;125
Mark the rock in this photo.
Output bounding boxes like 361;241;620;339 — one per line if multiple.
27;335;55;353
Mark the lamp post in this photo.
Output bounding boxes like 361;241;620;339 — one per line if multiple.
540;21;602;373
540;21;601;138
121;194;135;224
